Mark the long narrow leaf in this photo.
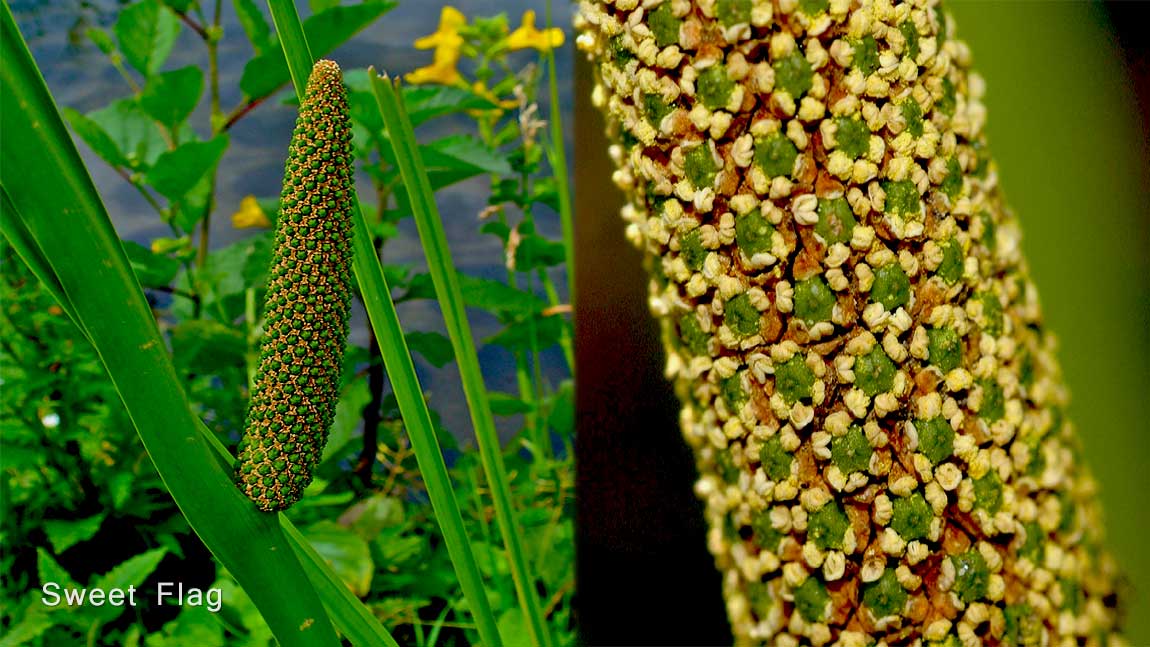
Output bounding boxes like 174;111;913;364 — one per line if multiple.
348;208;502;646
0;7;338;646
265;0;313;104
0;187;79;327
264;3;502;644
371;72;554;647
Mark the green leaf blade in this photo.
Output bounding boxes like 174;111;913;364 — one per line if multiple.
140;66;204;131
113;0;180;76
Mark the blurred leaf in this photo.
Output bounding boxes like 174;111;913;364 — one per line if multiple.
488;392;533;416
214;575;274;643
338;494;404;541
171;173;214;232
498;610;532;647
122;240;180;286
427;135;512;176
170;320;246;374
514;233;565;272
239;3;395;100
484;313;564;353
405;272;545;316
43;513;106;553
146;135;228;201
161;0;196;13
324;379;370;465
145;606;225;647
383;135;512;192
114;0;180;76
85;27;116;56
0;601;55;647
405;330;454;368
36;548;78;590
108;472;135;511
140;66;203;131
90;548;168;622
303;521;373;597
86;99;168;169
547;380;574;437
232;0;271;55
309;0;339;13
401;85;498;126
471;541;510;579
480;221;511;243
62;107;126;168
531;177;561;212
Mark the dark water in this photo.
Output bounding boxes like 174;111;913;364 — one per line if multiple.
12;0;577;443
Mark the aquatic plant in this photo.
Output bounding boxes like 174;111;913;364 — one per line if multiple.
577;0;1126;643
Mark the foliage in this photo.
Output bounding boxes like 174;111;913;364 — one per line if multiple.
1;0;575;645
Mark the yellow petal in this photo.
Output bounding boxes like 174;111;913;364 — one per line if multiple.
414;6;467;49
506;10;565;52
405;61;462;86
231;195;271;229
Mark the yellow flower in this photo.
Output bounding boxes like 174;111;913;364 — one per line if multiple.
406;45;463;85
506;10;564;52
408;6;466;86
414;6;466;49
231;195;271;229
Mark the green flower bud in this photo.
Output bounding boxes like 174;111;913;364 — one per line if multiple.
234;60;354;512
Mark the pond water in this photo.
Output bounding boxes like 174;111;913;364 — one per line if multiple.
12;0;578;444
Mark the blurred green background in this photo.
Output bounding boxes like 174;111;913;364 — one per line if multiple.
949;1;1150;640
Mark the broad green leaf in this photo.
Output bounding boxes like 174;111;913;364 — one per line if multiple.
140;66;203;131
89;548;169;622
547;380;574;437
427;135;513;176
169;320;246;374
514;233;566;272
488;392;534;416
114;0;180;76
405;330;454;368
239;3;394;100
85;27;116;55
161;0;196;13
0;602;55;647
145;606;225;647
87;99;168;169
405;272;546;316
324;378;370;465
309;0;340;13
91;547;168;592
146;135;228;200
338;494;404;541
302;521;373;597
498;608;533;647
232;0;271;55
43;513;106;554
62;107;126;168
171;173;214;233
485;313;565;353
122;240;180;286
36;548;78;590
403;85;499;126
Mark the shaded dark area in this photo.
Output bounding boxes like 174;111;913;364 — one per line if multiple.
1104;1;1150;170
572;55;731;645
